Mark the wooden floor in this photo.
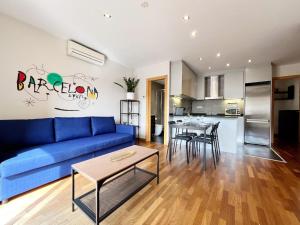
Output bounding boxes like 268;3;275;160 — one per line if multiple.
273;138;300;163
2;141;300;225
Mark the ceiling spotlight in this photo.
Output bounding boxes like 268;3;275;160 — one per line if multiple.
208;66;212;70
190;30;197;38
226;63;230;67
183;15;190;21
216;52;221;58
248;59;252;63
199;57;203;61
104;13;112;19
141;1;149;8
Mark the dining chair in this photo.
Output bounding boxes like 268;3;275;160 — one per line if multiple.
175;120;197;151
198;122;221;161
189;122;220;168
167;121;193;164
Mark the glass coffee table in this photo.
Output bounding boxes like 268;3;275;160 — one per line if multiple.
71;145;159;225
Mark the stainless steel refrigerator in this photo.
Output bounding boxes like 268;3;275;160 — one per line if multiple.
244;81;271;146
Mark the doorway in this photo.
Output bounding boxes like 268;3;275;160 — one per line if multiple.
146;75;168;145
272;75;300;162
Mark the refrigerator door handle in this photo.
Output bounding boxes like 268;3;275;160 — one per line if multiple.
246;119;270;124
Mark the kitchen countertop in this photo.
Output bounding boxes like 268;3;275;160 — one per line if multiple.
169;113;243;118
169;113;244;153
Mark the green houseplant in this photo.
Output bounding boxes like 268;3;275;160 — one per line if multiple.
114;77;140;100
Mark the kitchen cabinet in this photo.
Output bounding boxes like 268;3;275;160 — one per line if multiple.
170;61;182;96
196;75;205;100
170;61;197;98
224;70;244;99
245;64;272;83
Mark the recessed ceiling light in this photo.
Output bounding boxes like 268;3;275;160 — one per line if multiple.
208;66;212;70
183;15;190;21
248;59;252;63
104;13;112;19
199;57;203;61
226;63;230;67
216;52;221;58
141;1;149;8
190;30;197;38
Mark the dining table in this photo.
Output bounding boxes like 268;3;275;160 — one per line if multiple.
168;122;213;170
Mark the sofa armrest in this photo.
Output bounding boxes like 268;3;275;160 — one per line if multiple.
116;124;136;138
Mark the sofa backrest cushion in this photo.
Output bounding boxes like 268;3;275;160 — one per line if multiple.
0;118;55;150
91;117;116;135
55;117;92;142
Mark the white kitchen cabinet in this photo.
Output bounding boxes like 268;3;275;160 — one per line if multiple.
224;70;244;99
170;61;197;98
202;116;244;153
196;75;204;100
170;61;182;96
245;64;272;83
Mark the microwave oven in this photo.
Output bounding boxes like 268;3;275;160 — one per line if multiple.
225;103;240;116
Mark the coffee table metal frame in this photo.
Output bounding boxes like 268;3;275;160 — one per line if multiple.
71;151;159;225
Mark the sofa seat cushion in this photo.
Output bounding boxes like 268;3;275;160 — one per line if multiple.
0;133;133;178
55;117;92;142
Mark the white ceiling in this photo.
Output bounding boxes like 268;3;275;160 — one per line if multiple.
1;0;300;74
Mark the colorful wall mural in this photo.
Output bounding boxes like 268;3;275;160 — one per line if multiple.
17;65;99;111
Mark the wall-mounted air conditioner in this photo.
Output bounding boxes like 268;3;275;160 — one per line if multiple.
67;40;106;66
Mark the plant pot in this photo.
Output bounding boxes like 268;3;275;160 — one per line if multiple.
126;92;135;100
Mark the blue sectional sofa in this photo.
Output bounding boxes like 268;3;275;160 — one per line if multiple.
0;117;135;202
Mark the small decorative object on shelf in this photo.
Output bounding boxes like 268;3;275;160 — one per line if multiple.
114;77;140;100
274;85;294;100
120;99;140;142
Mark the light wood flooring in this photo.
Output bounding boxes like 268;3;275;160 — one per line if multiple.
1;141;300;225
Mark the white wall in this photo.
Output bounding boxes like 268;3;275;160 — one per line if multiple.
0;13;132;120
273;62;300;77
134;61;170;139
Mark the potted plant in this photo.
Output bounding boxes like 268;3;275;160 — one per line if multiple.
114;77;140;100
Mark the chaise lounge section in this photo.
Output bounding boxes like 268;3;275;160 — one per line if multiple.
0;116;135;203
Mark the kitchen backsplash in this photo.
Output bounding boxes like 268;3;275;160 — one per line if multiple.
192;99;244;115
170;97;192;114
169;97;244;115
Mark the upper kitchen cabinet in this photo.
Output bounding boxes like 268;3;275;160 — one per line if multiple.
170;61;197;99
224;70;244;99
245;64;272;83
196;75;205;100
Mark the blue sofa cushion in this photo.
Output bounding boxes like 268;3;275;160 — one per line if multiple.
54;117;92;142
0;133;134;178
116;124;136;136
91;117;116;135
0;118;54;150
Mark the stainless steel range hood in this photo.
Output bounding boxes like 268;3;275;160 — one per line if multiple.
204;75;224;99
